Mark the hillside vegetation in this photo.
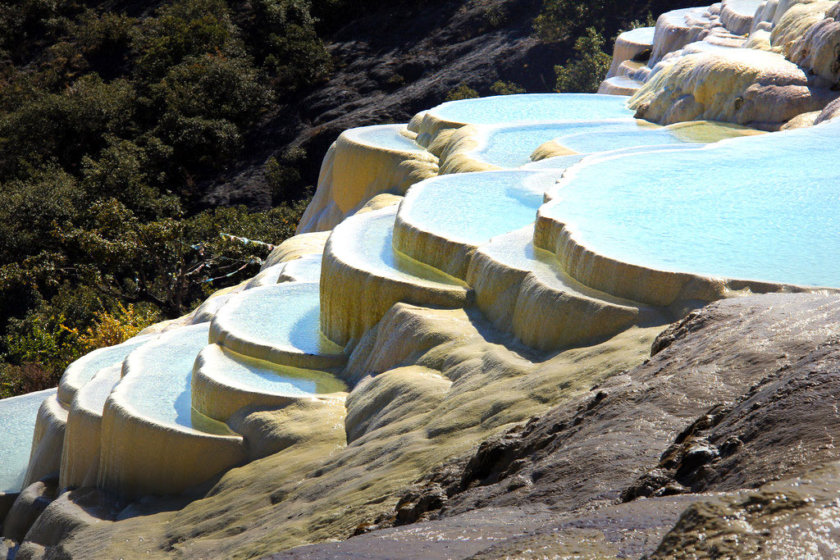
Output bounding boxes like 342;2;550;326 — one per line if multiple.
0;0;696;396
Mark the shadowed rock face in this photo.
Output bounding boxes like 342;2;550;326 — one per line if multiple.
270;293;840;559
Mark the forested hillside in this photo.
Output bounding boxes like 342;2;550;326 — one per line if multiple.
0;0;697;396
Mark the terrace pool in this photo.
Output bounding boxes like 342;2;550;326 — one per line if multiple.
541;122;840;287
426;94;633;126
345;124;424;153
399;171;554;245
0;389;56;493
117;324;231;435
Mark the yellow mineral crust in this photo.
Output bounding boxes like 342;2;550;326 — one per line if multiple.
465;227;642;351
630;47;835;126
191;345;346;423
429;125;503;174
649;8;713;67
96;328;247;499
785;3;840;84
22;395;68;488
770;0;829;49
59;365;121;490
605;28;655;79
97;394;246;499
319;206;471;346
56;305;661;558
296;125;438;234
407;110;467;147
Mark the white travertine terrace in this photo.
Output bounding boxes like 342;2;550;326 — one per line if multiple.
597;75;646;96
465;227;647;350
296;124;438;234
5;0;840;511
60;364;121;490
192;344;346;422
604;27;655;79
320;206;471;346
98;324;246;498
393;171;556;279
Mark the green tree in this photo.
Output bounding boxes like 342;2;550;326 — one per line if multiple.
554;28;611;93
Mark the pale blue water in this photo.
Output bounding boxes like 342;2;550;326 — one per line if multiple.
522;154;588;171
0;389;56;493
544;121;840;287
620;26;655;44
348;125;423;152
429;94;633;125
476;120;641;168
478;227;634;305
199;346;346;397
555;127;694;154
215;283;343;356
76;365;121;415
281;254;322;283
120;324;229;434
59;335;153;404
344;208;466;286
400;172;555;245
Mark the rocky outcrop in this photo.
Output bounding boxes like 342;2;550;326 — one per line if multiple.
269;293;840;558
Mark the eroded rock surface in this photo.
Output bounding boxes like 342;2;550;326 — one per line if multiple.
271;293;840;558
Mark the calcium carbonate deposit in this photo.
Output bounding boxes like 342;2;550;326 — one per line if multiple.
3;0;840;556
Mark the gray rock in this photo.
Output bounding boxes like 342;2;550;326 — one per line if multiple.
2;478;57;542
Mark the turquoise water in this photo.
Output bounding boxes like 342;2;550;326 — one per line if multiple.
428;94;633;125
479;227;634;305
0;389;56;493
543;121;840;287
476;120;641;168
341;208;466;287
523;154;588;171
198;345;346;397
348;125;423;152
119;324;229;434
214;283;343;356
400;172;554;245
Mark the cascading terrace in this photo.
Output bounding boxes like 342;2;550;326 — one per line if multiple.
2;0;840;545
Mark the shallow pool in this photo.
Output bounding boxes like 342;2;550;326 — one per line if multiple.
0;389;56;493
200;345;346;397
620;26;655;44
346;124;424;152
427;94;633;126
400;171;555;245
118;324;231;434
280;254;322;283
542;121;840;287
59;334;154;404
339;208;466;287
475;119;641;168
215;283;343;357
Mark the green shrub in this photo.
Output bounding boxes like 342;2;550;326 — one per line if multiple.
133;0;241;81
445;83;479;101
554;28;611;93
490;80;526;95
